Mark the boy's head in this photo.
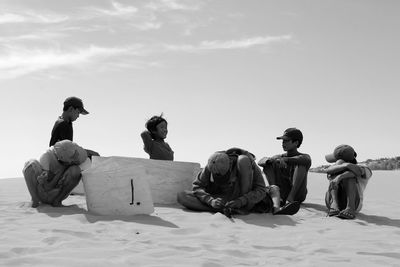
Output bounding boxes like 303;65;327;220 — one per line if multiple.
145;114;168;140
277;128;303;150
207;152;231;183
325;144;358;164
63;97;89;121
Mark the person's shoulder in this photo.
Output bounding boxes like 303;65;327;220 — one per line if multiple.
358;164;373;179
53;117;70;127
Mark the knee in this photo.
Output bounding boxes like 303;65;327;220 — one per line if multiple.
342;177;357;187
23;160;42;179
237;155;252;172
64;165;82;182
177;190;193;206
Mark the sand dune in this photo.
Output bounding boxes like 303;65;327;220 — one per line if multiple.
0;171;399;266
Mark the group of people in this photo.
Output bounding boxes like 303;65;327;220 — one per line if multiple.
23;96;372;220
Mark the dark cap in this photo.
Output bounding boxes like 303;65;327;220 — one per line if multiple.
277;128;303;143
63;96;89;115
325;144;357;163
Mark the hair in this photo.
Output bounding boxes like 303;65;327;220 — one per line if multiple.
145;113;167;133
294;138;303;148
63;104;75;112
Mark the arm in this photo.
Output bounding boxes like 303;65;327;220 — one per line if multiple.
283;154;311;167
258;154;282;167
326;162;362;177
140;131;153;154
192;168;214;206
330;170;357;189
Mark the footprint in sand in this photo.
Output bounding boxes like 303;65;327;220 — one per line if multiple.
42;236;62;245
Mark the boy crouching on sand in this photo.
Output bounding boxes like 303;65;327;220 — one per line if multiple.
22;140;89;207
324;144;372;219
177;148;300;217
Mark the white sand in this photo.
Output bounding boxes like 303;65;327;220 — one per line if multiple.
1;171;399;267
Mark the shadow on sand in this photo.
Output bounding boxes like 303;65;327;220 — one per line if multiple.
36;204;179;228
356;213;400;228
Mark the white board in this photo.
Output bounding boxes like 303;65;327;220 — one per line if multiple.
88;156;201;205
82;157;154;216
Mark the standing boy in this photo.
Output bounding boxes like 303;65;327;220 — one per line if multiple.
258;128;311;206
49;96;99;158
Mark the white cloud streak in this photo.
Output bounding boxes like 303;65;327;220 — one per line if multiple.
145;0;201;11
87;1;138;16
164;35;293;52
0;45;143;79
0;11;68;24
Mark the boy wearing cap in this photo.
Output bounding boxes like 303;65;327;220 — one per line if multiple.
324;145;372;219
22;140;89;207
258;128;311;206
177;148;300;216
49;96;99;158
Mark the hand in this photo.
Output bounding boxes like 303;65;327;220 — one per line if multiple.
275;158;287;168
329;176;341;190
37;171;48;184
257;157;270;167
225;199;242;209
210;198;225;209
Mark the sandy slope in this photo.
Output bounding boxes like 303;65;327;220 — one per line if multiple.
0;171;399;267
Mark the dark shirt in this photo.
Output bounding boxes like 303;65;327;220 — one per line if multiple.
49;117;73;147
140;131;174;161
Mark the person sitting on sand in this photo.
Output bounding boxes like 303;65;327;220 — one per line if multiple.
22;140;89;207
258;128;311;207
177;148;300;217
324;144;372;219
141;114;174;161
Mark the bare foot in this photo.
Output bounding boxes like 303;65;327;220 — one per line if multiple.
31;201;40;208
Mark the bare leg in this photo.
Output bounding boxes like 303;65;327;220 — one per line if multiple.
177;191;218;212
287;165;308;203
237;155;253;195
267;185;281;212
22;161;42;207
52;165;81;206
342;178;357;215
262;164;277;186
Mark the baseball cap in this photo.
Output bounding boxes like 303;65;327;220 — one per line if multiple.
53;140;88;165
207;152;230;176
277;128;303;142
325;144;357;163
64;96;89;115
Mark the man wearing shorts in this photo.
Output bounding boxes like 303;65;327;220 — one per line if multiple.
23;140;88;207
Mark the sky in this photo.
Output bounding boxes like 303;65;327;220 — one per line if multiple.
0;0;399;178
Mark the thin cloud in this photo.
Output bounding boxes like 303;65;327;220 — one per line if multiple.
145;0;202;11
164;35;293;52
0;11;68;24
0;45;144;79
87;1;138;16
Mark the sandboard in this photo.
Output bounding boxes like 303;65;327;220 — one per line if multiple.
89;156;201;204
82;158;154;216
